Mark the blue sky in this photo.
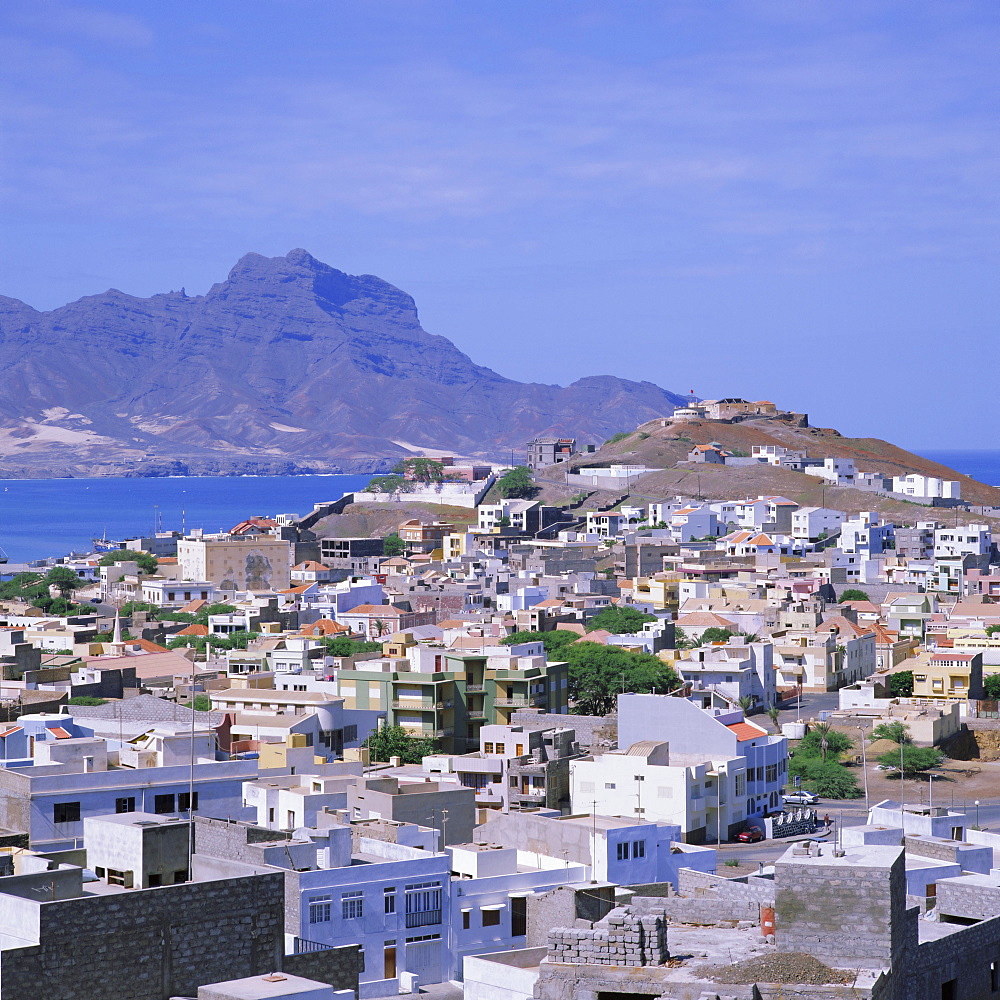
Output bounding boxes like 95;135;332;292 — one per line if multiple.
1;1;997;449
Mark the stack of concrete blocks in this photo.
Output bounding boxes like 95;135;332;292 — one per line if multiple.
774;842;906;972
547;906;668;967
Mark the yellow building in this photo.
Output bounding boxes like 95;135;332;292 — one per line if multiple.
911;652;983;701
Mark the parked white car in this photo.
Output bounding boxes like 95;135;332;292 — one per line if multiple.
783;790;819;805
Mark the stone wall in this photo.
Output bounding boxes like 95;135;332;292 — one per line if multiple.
0;872;286;1000
526;883;616;948
908;913;1000;1000
195;815;291;864
282;943;362;990
547;907;667;968
631;892;760;926
935;878;1000;923
774;847;906;971
510;711;616;751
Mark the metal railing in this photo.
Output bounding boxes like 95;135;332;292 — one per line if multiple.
293;937;335;954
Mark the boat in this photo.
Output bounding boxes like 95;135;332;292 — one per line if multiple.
0;547;7;564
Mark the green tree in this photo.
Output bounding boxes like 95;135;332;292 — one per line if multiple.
382;533;406;557
495;466;537;499
180;693;213;712
119;601;159;618
983;674;1000;699
391;458;445;483
227;630;260;649
787;755;861;799
699;627;734;644
797;725;854;761
363;724;438;764
500;630;580;655
0;572;46;602
871;721;912;744
839;588;872;603
876;744;944;778
766;705;782;730
321;636;384;656
99;550;158;574
563;642;680;716
888;671;914;697
986;624;1000;637
604;432;630;445
67;696;106;706
44;566;83;599
368;474;409;495
585;606;657;635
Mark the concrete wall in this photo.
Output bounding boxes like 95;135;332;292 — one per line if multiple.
0;872;286;1000
464;948;546;1000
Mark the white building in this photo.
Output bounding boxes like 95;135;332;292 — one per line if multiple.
570;741;747;843
674;640;777;709
791;507;845;541
934;524;992;560
839;511;894;556
814;457;856;486
892;474;961;500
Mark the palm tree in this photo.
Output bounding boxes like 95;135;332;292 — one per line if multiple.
736;695;754;714
372;618;388;637
812;721;832;763
766;704;781;731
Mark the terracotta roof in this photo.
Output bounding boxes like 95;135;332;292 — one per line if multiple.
534;599;565;608
676;612;737;629
279;584;313;595
292;560;327;571
176;624;209;636
179;599;209;614
726;721;768;741
48;727;73;739
298;619;350;636
0;726;21;738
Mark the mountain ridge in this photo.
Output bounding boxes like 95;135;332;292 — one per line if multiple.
0;249;688;477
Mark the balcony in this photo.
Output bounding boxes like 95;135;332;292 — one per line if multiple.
391;700;436;711
467;710;488;720
465;684;485;693
494;698;531;708
405;909;442;929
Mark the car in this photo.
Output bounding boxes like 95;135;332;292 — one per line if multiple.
783;790;819;805
737;828;764;843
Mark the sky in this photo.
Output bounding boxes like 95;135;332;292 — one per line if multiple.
1;1;997;450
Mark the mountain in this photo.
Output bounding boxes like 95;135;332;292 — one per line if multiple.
0;249;688;477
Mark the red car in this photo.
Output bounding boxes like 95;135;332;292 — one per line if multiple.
737;828;764;843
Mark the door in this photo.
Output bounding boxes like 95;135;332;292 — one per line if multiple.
384;945;397;979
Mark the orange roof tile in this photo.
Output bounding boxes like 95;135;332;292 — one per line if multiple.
176;624;209;636
726;721;767;741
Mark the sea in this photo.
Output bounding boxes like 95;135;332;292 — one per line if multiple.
916;450;1000;487
0;473;374;565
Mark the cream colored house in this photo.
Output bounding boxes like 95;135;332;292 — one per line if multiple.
177;535;292;592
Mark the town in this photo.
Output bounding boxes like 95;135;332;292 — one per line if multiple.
2;403;1000;1000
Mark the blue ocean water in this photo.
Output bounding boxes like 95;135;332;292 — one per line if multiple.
915;451;1000;487
0;474;373;564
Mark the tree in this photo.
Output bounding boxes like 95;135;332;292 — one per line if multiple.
391;458;445;483
227;630;260;650
585;606;657;635
99;550;158;574
699;627;734;644
797;725;854;761
787;755;862;799
872;721;911;744
495;466;537;499
766;705;782;731
321;636;384;657
986;624;1000;637
363;724;438;764
44;566;83;599
119;601;159;618
67;696;106;706
179;694;212;712
368;474;409;495
563;642;680;716
382;533;405;557
736;695;754;713
876;744;944;778
839;588;872;603
888;671;914;698
984;674;1000;699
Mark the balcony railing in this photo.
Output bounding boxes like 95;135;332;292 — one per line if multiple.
391;700;435;710
494;698;531;708
465;684;485;693
405;909;442;928
293;937;336;954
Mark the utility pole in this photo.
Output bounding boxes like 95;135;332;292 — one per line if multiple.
857;721;871;814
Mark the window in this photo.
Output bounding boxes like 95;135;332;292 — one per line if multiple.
765;764;777;784
616;841;630;861
342;891;364;919
482;908;502;927
309;895;331;923
153;793;175;814
633;840;646;858
605;782;616;790
511;896;527;937
115;796;136;814
405;882;442;928
462;910;471;929
384;888;396;914
344;725;358;742
634;775;645;782
483;742;493;754
178;791;199;812
53;802;80;824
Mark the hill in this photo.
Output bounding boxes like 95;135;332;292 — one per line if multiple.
0;250;687;477
534;415;1000;512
